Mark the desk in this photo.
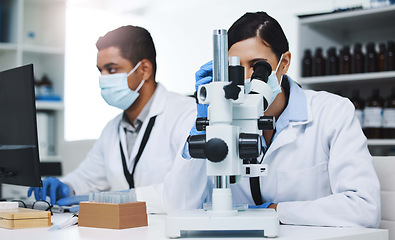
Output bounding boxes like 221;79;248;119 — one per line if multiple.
0;213;388;240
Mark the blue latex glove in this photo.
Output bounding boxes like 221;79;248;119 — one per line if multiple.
248;202;274;209
56;195;89;206
190;61;213;136
27;177;70;205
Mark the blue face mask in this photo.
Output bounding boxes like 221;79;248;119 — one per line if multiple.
266;54;284;105
99;61;145;110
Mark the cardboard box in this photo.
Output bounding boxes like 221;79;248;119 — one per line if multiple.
0;208;51;229
78;201;148;229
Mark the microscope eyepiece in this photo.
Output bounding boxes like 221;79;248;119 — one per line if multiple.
251;61;272;83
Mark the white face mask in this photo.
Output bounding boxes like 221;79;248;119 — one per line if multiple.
246;54;283;105
99;61;145;110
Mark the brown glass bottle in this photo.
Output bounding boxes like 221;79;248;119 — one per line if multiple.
363;89;383;139
366;42;378;72
326;47;339;75
382;88;395;138
378;43;386;72
352;43;365;74
350;90;365;126
313;48;326;76
385;41;395;71
339;45;351;74
301;49;312;77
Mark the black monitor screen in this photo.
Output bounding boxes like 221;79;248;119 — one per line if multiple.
0;64;41;187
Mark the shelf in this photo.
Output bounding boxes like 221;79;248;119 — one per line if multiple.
299;5;395;31
299;71;395;85
35;101;64;110
40;155;61;162
22;45;64;55
0;43;18;51
368;139;395;146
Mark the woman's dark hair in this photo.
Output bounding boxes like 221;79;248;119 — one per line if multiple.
96;25;157;75
228;12;289;61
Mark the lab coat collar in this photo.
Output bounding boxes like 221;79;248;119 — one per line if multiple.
147;82;167;118
265;77;311;157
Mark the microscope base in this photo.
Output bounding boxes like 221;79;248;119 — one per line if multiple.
165;208;279;238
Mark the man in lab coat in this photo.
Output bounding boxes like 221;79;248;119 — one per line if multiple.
28;25;196;212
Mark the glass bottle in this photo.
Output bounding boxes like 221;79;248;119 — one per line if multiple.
301;49;312;77
385;41;395;71
363;89;383;139
339;45;351;74
378;43;386;72
366;42;378;72
350;90;365;126
326;47;339;75
313;48;326;76
382;88;395;139
352;43;365;74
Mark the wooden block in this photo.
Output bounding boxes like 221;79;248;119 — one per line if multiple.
78;201;148;229
0;208;51;229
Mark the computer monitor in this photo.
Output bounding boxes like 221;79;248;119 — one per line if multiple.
0;64;42;197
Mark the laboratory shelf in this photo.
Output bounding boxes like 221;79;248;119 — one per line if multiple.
35;100;64;110
40;155;62;162
299;71;395;85
0;43;18;51
22;45;64;55
367;139;395;146
299;5;395;31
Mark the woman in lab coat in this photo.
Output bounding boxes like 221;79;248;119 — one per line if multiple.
165;12;381;228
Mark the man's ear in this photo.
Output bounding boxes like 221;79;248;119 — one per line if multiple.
139;59;153;81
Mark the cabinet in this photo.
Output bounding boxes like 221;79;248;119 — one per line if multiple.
0;0;65;163
297;5;395;156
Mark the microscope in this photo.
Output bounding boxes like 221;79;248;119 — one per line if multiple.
166;29;279;238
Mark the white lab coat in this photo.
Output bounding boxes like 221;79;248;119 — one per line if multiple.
164;79;381;228
62;83;196;212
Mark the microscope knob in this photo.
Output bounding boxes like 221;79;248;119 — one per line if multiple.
204;138;228;163
196;117;209;131
239;133;262;159
258;116;276;130
223;83;241;100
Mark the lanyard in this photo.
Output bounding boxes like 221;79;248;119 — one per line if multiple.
120;115;157;189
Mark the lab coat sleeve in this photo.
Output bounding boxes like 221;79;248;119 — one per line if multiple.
61;125;112;195
277;98;381;228
134;99;209;213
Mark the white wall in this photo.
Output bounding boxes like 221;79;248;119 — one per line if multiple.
62;0;370;173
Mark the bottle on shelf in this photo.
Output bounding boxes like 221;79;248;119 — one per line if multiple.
385;41;395;71
339;45;351;74
313;47;326;76
301;49;312;77
40;75;53;97
382;88;395;139
350;90;365;126
366;42;378;72
352;43;365;74
378;43;386;72
363;89;384;139
326;47;339;75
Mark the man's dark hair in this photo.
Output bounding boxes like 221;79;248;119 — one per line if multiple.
96;25;157;75
228;12;289;61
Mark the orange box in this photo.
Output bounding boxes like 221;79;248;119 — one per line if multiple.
0;208;51;229
78;201;148;229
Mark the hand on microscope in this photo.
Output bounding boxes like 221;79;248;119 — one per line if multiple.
190;61;212;136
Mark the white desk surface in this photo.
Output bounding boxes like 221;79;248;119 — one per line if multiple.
0;213;388;240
